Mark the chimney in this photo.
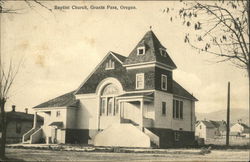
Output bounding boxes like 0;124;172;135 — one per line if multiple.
25;108;28;114
12;105;16;112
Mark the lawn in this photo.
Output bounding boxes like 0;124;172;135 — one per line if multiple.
4;148;250;161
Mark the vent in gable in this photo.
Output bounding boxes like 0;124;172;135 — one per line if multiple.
105;59;115;70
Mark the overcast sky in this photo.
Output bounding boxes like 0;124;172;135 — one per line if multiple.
1;1;249;114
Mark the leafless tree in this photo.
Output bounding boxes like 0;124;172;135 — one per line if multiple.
165;0;249;147
0;56;23;158
165;0;249;78
0;0;52;14
0;0;50;159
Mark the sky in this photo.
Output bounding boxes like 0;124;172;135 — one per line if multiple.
1;1;249;114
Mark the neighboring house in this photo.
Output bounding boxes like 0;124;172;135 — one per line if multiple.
0;105;43;144
195;120;226;140
23;30;198;148
230;122;250;138
210;120;227;136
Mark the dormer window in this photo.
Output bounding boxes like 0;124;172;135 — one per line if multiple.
106;59;115;70
160;48;167;57
137;47;145;55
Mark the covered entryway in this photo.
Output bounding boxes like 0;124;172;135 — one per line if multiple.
49;122;63;144
117;92;154;128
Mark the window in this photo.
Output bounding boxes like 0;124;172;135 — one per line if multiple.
16;122;21;134
162;102;166;116
176;101;179;118
105;59;115;70
100;98;106;116
173;99;184;119
107;98;113;116
115;100;119;115
174;132;180;141
173;100;175;118
200;125;202;129
136;73;144;89
56;111;60;117
137;47;145;55
180;101;183;119
161;74;167;90
160;48;167;57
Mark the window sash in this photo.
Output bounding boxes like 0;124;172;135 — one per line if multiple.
176;101;179;118
106;59;114;69
100;98;106;115
173;99;183;119
180;101;183;119
137;47;145;55
173;100;175;118
162;102;166;115
136;73;144;89
161;75;167;90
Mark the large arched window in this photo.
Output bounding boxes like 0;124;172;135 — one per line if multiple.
100;84;120;116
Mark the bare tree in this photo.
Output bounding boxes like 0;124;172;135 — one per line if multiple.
164;0;249;147
0;56;22;158
0;0;52;13
165;0;249;78
0;0;49;158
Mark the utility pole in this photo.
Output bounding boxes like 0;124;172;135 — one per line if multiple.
226;82;230;146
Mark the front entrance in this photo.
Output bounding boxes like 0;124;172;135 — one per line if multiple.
100;84;120;116
51;127;57;143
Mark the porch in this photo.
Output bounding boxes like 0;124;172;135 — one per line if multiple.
98;92;155;129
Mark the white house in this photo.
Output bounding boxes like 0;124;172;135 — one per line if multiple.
230;123;250;138
23;30;198;148
195;120;226;140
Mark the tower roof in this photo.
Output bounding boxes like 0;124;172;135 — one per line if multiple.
124;30;177;69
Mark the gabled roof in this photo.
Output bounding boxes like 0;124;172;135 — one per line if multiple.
74;51;126;95
34;91;79;108
0;111;43;122
173;80;198;101
200;121;216;128
235;123;250;129
210;120;227;131
112;52;127;63
124;30;177;69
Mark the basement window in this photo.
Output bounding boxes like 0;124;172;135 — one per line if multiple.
137;47;145;55
174;132;180;141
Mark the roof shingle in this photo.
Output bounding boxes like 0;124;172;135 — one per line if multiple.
34;91;79;108
124;30;177;69
173;80;198;101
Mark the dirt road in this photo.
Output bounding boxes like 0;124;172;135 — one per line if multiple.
5;148;250;161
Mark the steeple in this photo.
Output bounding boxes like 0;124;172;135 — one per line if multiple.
124;30;177;69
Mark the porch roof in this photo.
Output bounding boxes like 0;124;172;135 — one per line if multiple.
49;121;63;127
117;92;154;101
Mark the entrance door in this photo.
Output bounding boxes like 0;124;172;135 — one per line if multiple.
51;127;57;143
